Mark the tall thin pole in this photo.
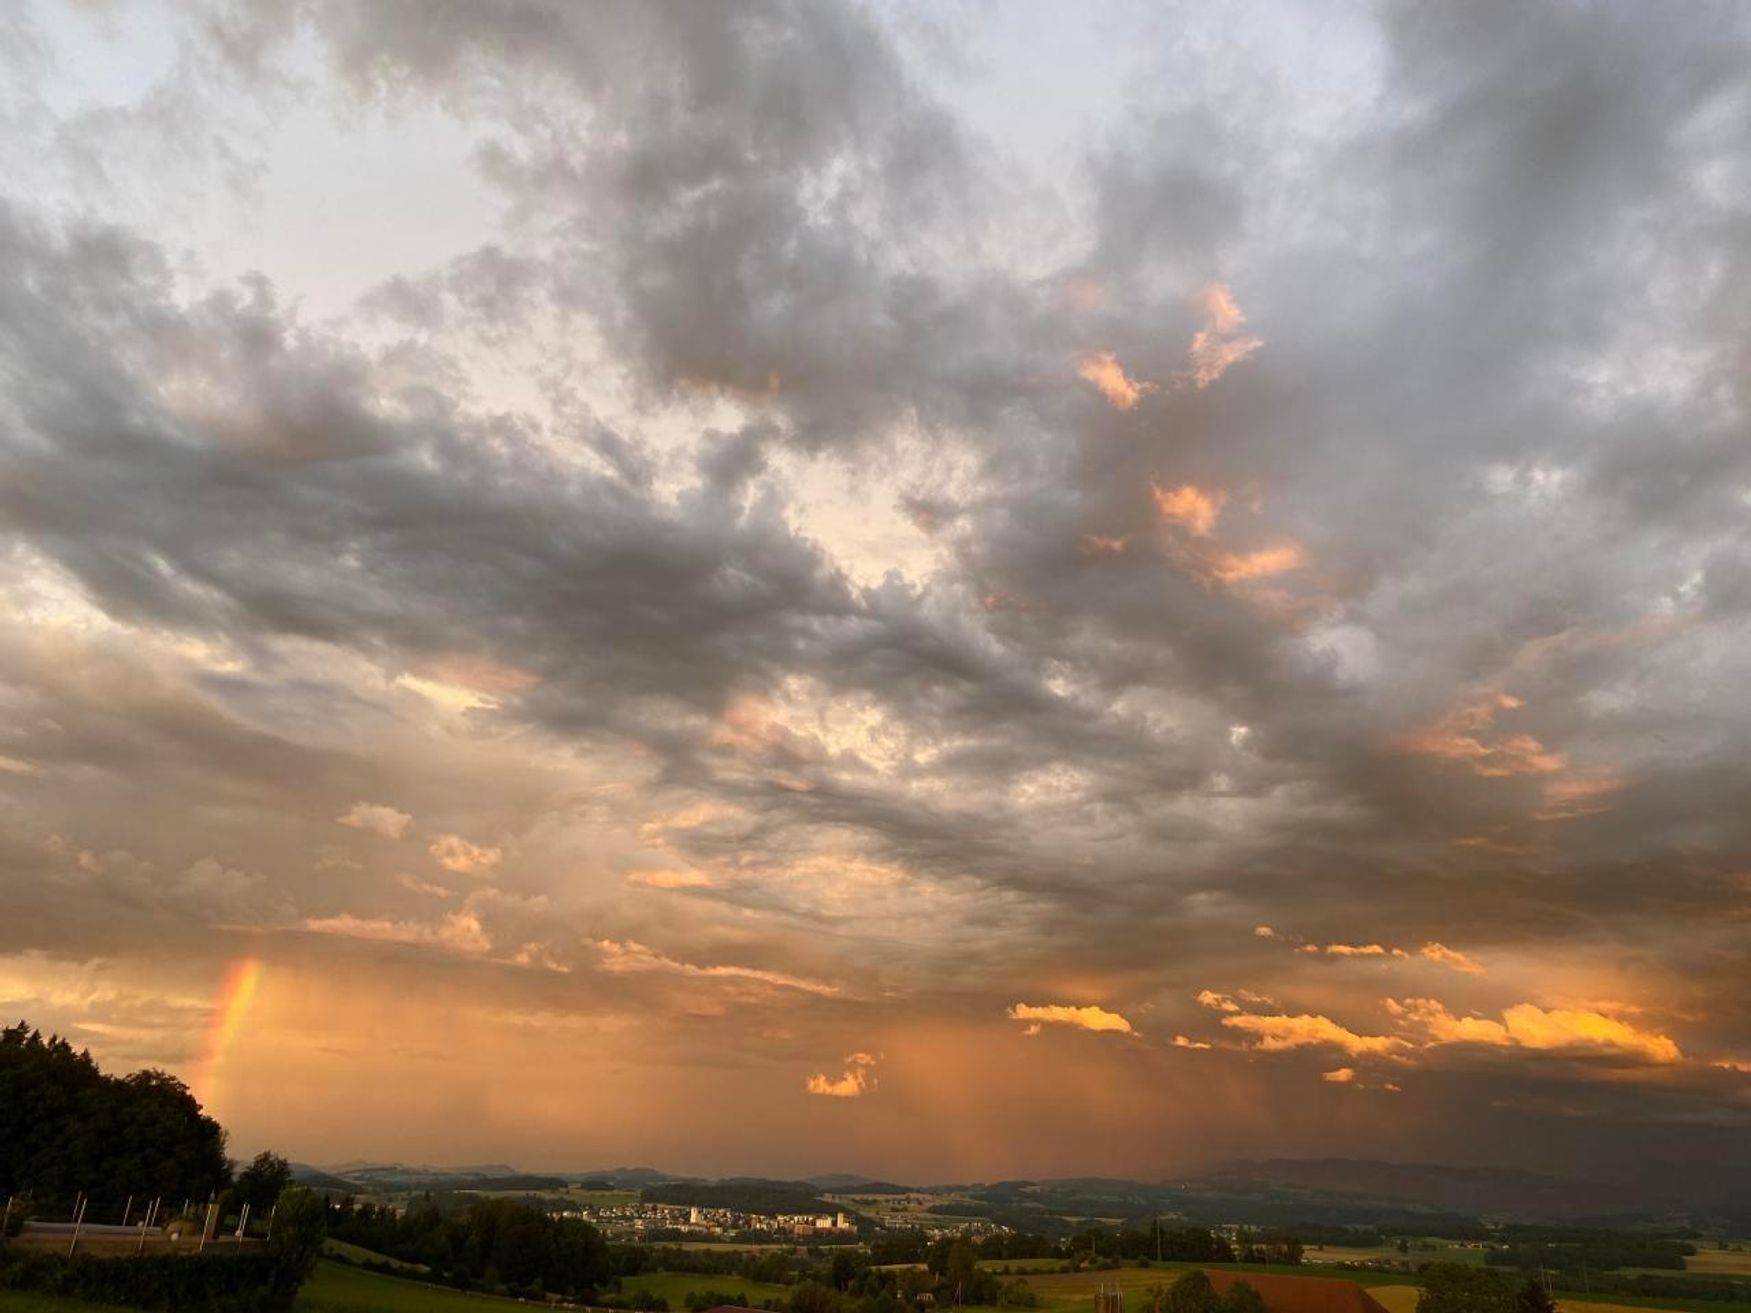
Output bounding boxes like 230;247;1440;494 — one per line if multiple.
67;1197;88;1257
121;1194;133;1227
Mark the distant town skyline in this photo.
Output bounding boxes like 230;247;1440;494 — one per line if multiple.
1;1;1747;1195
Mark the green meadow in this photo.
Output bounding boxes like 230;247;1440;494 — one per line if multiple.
619;1271;792;1304
293;1260;545;1313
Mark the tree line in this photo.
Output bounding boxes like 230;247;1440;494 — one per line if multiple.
326;1194;613;1299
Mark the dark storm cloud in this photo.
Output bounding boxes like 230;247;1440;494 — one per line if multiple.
2;0;1750;1180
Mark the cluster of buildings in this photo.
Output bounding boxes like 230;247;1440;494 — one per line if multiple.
556;1200;856;1240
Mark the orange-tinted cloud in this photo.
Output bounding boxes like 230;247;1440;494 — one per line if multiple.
1274;932;1487;976
1398;690;1566;777
1079;534;1131;558
1076;351;1156;411
429;832;502;876
1008;1002;1136;1034
1151;482;1308;589
1184;282;1263;388
1388;997;1681;1064
1537;770;1626;820
1205;542;1309;583
1152;482;1227;536
1220;1010;1407;1056
1196;989;1243;1013
594;939;839;996
1419;942;1486;975
336;801;413;839
1322;1066;1356;1083
623;866;719;890
805;1051;878;1098
302;910;491;955
1323;942;1391;958
1173;1034;1213;1049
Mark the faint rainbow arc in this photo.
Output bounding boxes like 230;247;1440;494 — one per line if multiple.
196;957;263;1113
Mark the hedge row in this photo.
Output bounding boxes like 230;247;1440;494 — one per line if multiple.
0;1247;306;1312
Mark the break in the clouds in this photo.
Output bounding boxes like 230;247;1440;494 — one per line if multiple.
0;0;1748;1191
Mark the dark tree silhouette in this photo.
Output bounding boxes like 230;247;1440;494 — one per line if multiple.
0;1021;230;1214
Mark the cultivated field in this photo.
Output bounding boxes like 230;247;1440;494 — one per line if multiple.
1689;1249;1751;1277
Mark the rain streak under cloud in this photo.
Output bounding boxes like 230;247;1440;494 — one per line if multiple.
0;0;1749;1192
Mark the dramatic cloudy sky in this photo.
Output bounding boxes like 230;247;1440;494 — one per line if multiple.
2;1;1749;1191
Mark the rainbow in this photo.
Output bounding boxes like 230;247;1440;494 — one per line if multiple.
196;957;263;1113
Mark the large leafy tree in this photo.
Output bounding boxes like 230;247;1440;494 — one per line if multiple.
230;1150;292;1217
1165;1270;1220;1313
0;1022;231;1213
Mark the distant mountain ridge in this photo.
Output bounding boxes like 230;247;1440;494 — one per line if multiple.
1202;1158;1640;1219
284;1156;1734;1224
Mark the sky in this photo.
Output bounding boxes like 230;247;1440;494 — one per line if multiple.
1;0;1748;1194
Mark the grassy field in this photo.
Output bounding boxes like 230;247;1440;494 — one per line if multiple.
0;1256;578;1313
619;1271;791;1305
295;1259;549;1312
322;1238;429;1273
0;1293;129;1313
1303;1241;1490;1269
